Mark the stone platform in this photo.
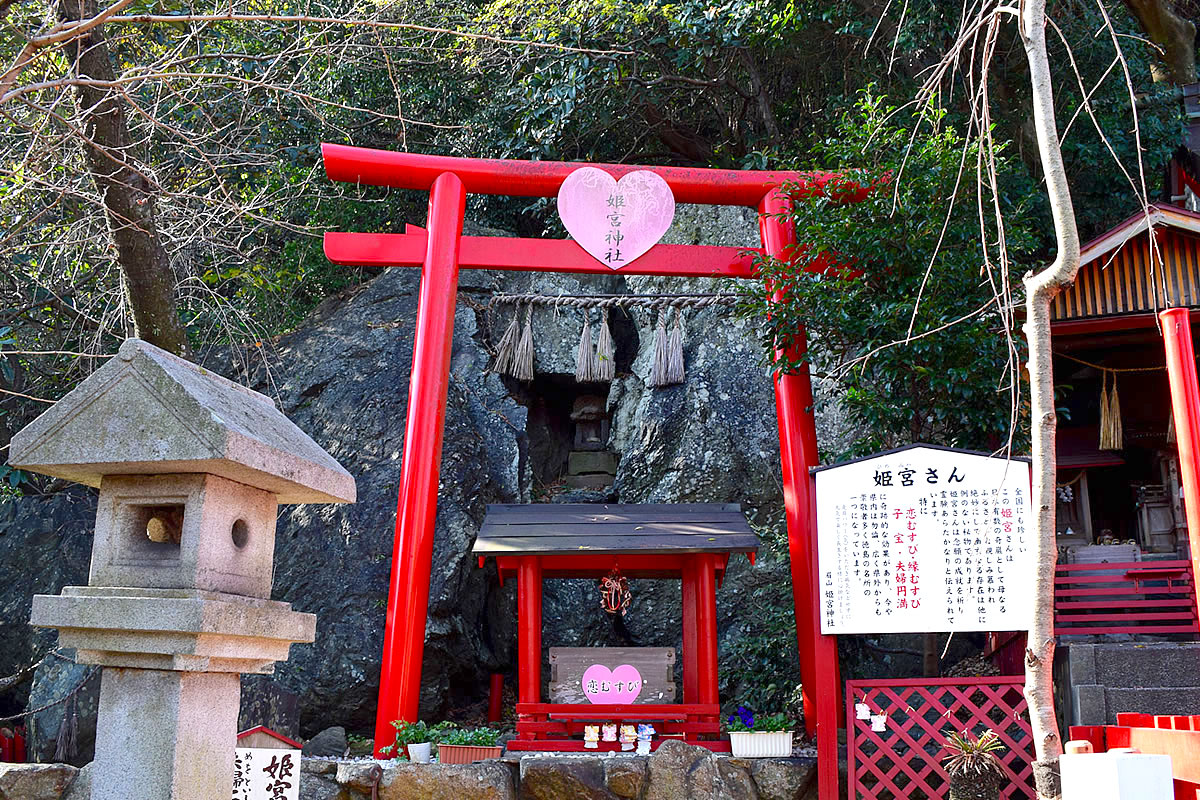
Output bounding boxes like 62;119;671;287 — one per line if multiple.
0;741;817;800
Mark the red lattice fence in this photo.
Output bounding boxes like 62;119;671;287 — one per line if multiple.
847;677;1035;800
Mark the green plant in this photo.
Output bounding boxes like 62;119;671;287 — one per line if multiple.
725;707;792;733
943;729;1005;777
435;726;501;747
379;720;454;754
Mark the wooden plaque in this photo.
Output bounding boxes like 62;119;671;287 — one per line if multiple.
548;647;676;704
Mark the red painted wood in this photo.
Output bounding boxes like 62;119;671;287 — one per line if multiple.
1162;307;1200;631
492;552;737;580
1053;559;1199;636
0;731;11;763
321;142;852;207
516;702;720;715
1067;725;1107;753
518;556;544;717
682;557;699;704
847;677;1034;800
488;673;504;723
695;553;719;709
13;729;23;763
373;172;466;756
325;232;762;277
505;738;732;752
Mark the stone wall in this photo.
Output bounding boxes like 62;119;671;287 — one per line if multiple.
0;742;817;800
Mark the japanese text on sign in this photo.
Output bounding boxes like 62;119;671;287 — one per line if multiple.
815;446;1033;634
232;749;299;800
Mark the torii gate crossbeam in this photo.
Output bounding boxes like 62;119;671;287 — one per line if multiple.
321;143;845;800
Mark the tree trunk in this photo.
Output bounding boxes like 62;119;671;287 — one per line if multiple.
1122;0;1197;85
1019;1;1081;798
59;0;189;356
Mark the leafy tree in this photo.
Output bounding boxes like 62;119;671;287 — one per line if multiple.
742;92;1037;458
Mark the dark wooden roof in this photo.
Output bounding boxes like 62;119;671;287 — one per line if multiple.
473;503;759;557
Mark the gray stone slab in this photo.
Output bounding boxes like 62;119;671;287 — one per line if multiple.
31;587;314;673
9;338;355;504
568;451;618;475
1072;684;1108;726
1106;687;1200;721
1093;642;1200;688
1062;643;1097;685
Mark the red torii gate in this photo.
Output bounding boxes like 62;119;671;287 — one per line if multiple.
321;143;846;798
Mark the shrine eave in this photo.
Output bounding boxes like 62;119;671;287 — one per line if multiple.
473;503;759;561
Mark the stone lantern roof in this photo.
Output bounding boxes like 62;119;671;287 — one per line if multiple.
8;338;355;504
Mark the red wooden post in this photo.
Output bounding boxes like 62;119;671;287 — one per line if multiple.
1160;306;1200;622
694;553;720;709
760;187;840;800
488;673;504;723
518;556;544;725
681;557;699;704
372;172;466;756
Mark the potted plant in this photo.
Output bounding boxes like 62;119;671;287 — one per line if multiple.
382;720;450;763
435;726;503;764
725;707;794;757
943;728;1006;800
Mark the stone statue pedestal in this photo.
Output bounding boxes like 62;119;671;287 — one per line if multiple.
10;339;355;800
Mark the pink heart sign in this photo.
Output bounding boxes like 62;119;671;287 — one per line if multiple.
558;167;675;269
581;663;643;704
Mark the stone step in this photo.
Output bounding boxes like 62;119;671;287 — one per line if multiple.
1104;686;1200;719
1091;642;1200;688
568;450;618;475
565;474;614;489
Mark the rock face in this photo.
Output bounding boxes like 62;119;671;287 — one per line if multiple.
2;205;851;736
0;763;81;800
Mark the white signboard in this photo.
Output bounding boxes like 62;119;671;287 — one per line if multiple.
815;445;1032;634
232;748;299;800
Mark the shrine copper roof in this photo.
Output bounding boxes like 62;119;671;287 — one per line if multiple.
472;503;759;557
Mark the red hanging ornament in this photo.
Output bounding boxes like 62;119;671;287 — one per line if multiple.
599;564;631;616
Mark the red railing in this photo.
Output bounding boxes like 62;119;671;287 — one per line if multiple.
847;677;1035;800
1054;559;1199;636
1070;713;1200;800
509;703;727;752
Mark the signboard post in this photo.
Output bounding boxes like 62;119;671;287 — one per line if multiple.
814;444;1033;635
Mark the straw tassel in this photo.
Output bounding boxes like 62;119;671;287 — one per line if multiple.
594;308;615;382
1099;370;1124;450
512;305;535;382
575;310;596;383
649;308;670;387
491;306;521;375
54;693;78;763
665;308;685;385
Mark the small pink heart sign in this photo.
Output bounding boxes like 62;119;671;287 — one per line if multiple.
558;167;675;269
581;663;643;704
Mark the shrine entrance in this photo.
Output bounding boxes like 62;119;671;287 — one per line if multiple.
320;143;850;799
473;502;757;751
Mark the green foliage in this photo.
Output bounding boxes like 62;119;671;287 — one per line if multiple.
741;91;1036;457
943;728;1005;777
725;706;793;732
721;564;800;714
383;720;454;749
435;726;501;747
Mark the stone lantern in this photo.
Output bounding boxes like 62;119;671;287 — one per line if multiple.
8;339;355;800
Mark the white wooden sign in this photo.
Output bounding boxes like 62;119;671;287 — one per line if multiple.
815;445;1033;634
232;748;299;800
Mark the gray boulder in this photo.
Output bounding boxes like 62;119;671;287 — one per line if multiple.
302;726;348;758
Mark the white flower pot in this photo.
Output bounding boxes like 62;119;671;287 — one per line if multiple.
407;741;432;763
729;730;793;758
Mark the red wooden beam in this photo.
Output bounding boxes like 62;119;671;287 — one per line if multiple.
1162;307;1200;631
325;231;760;277
322;143;850;207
